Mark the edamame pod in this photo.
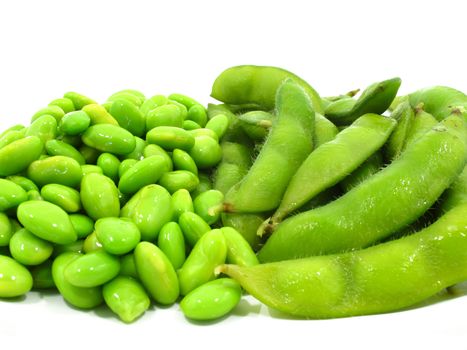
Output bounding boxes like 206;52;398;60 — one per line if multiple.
404;104;438;148
17;200;77;244
340;152;383;192
221;204;467;318
118;155;168;194
409;86;467;120
178;229;227;295
0;136;43;176
103;276;150;323
384;102;415;160
82;124;136;155
258;115;467;261
27;156;83;188
314;113;339;148
268;113;396;226
80;173;120;220
0;255;33;297
52;252;103;308
224;79;315;213
134;241;179;305
180;278;242;321
439;166;467;213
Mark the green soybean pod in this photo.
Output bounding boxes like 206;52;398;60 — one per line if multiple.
408;86;467;120
26;115;58;144
439;166;467;213
0;213;13;246
121;184;173;241
134;241;179;305
109;99;145;137
314;113;339;148
0;136;43;176
189;136;223;170
118;155;168;195
172;189;194;220
31;105;65;123
258;115;467;262
0;255;33;297
45;139;86;165
207;104;252;146
404;105;438;148
157;222;186;269
52;252;103;308
172;149;198;175
63;92;96;110
159;170;200;194
268;113;396;226
83;232;102;253
0;179;28;211
95;217;140;255
178;229;227;295
384;102;415;160
222;212;264;252
238;111;273;141
180;278;242;321
205;113;229;140
340;152;384;192
103;276;150;323
193;189;224;225
17;200;77;244
27;156;83;188
183;120;202;130
211;65;323;114
221;204;467;318
59;111;91;136
82;124;136;155
9;228;53;265
324;97;357;116
178;212;211;247
97;153;121;182
118;159;138;178
140;95;168;117
146;126;195;151
80;173;120;220
146;104;184;130
120;253;138;279
69;214;94;239
143;144;173;171
64;250;120;287
49;97;75;113
168;93;201;110
81;164;103;176
30;260;55;289
82;104;119;126
186;104;207;127
40;184;81;213
221;227;258;267
224;79;315;213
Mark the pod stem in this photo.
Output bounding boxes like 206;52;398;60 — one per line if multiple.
346;88;360;97
207;203;225;217
222;202;235;213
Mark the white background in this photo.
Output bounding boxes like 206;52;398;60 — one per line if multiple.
1;0;467;348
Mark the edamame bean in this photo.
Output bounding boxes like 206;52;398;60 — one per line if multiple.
6;176;38;192
168;100;188;120
83;232;103;253
108;90;145;107
180;278;242;321
191;172;213;199
188;136;222;169
30;260;55;289
0;255;33;297
69;214;94;239
26;115;58;144
172;189;194;220
178;212;211;247
81;164;103;176
221;213;263;251
193;189;224;225
188;128;219;141
121;184;173;241
9;228;53;265
157;222;186;269
183;120;201;130
168;93;201;110
120;253;138;279
96;153;121;181
49;97;75;113
53;240;84;256
82;104;119;126
63;92;96;110
178;229;227;295
0;129;25;149
0;179;28;211
258;115;467;261
27;156;83;188
103;276;150;323
146;104;184;129
0;213;13;246
205;113;229;140
52;252;103;308
118;159;138;178
134;241;179;305
0;136;43;176
140;95;168;117
17;200;77;244
224;79;315;213
146;126;195;151
159;170;200;194
95;218;140;255
31;106;65;123
59;111;91;136
80;173;120;220
172;149;198;175
41;184;81;213
82;124;136;155
45;139;86;165
27;190;42;201
118;155;168;194
221;204;467;318
122;136;146;160
221;227;258;267
64;250;120;287
186;104;207;127
109;99;145;137
143;144;173;171
207;104;252;146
